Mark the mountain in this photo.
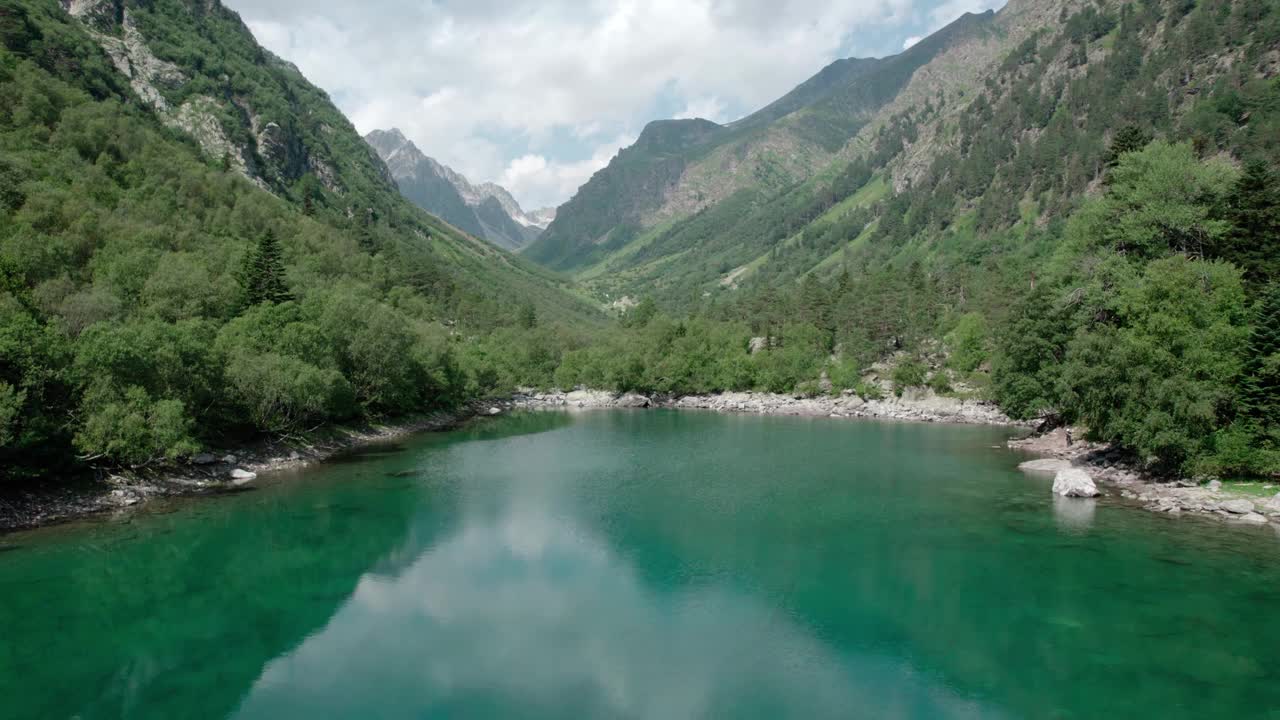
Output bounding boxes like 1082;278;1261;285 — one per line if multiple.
523;8;1005;272
529;0;1280;475
364;129;550;251
0;0;600;475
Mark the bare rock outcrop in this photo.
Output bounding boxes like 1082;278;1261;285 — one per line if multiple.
1053;469;1101;498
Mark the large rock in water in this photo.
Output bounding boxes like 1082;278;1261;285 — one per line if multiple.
1053;468;1101;498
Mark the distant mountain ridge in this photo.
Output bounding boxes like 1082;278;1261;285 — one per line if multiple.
523;9;1001;271
364;129;553;251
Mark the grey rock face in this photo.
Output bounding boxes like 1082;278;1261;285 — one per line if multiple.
616;393;651;409
1219;499;1256;515
364;129;542;250
1053;468;1101;498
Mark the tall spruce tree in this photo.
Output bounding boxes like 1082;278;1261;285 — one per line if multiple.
1103;125;1153;177
1221;159;1280;284
244;229;293;307
1241;282;1280;424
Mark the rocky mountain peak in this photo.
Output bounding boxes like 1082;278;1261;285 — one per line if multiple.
364;129;550;249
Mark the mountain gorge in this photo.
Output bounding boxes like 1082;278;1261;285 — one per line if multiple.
365;128;553;251
1;0;1277;486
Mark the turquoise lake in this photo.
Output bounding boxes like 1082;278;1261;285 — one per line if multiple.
2;410;1279;719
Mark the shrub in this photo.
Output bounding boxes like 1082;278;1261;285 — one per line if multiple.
75;385;199;465
892;357;928;397
929;369;953;395
224;352;355;433
944;312;988;372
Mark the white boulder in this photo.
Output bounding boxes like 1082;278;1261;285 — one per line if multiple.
1053;468;1101;498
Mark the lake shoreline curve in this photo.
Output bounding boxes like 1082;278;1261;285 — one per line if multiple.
5;390;1277;535
517;389;1280;529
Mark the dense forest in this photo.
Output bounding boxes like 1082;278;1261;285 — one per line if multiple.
0;0;601;477
532;0;1280;479
1;0;1277;486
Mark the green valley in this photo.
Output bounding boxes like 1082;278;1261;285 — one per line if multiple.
1;0;1278;494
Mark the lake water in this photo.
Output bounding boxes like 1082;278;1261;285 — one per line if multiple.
2;410;1279;719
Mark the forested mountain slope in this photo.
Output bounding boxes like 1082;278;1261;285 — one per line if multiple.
524;9;1006;272
540;0;1280;479
0;0;600;477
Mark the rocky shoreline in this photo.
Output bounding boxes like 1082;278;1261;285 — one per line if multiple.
7;389;1276;535
1011;428;1280;528
0;401;505;534
512;388;1024;426
517;389;1280;530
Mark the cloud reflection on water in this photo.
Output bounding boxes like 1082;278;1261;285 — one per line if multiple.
233;498;998;719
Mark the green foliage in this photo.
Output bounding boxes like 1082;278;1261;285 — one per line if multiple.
891;357;928;397
0;380;23;446
621;296;658;328
1103;125;1153;172
928;369;953;395
991;287;1073;421
517;302;537;330
1057;257;1249;472
0;0;601;476
1063;141;1236;260
76;385;199;466
224;352;354;433
242;229;292;307
1219;159;1280;284
944;312;988;373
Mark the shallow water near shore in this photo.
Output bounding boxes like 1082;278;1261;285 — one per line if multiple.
2;410;1278;719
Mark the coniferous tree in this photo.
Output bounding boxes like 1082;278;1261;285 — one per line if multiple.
518;302;538;330
1220;159;1280;284
244;229;293;307
1103;125;1153;175
1240;282;1280;424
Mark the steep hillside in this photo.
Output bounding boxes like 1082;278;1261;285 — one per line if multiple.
366;128;548;251
0;0;600;477
524;9;999;272
537;0;1279;477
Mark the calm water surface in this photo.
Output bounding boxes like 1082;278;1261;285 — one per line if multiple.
2;410;1279;719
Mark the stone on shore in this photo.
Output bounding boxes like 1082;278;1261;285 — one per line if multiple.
487;407;502;416
229;469;257;485
1208;479;1223;491
1019;458;1074;474
1219;499;1255;515
616;393;651;408
193;453;217;465
1053;468;1101;498
1235;512;1269;524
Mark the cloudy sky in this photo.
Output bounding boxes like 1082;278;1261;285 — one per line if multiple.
225;0;1006;210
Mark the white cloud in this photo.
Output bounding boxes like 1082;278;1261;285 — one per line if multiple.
674;96;729;123
227;0;947;209
902;35;922;49
500;134;636;208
